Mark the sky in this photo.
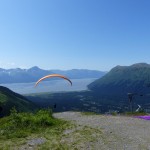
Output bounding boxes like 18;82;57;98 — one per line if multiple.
0;0;150;71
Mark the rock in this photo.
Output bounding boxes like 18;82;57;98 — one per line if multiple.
27;137;46;146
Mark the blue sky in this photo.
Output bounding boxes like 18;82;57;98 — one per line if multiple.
0;0;150;71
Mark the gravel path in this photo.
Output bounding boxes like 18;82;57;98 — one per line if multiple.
54;112;150;150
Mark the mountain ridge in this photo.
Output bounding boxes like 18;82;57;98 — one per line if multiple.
88;63;150;95
0;67;106;84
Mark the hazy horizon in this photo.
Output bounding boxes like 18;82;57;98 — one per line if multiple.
0;62;149;72
0;65;107;71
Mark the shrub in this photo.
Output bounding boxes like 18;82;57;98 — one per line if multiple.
0;108;61;139
124;111;148;116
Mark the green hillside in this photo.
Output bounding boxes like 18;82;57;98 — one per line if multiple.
88;63;150;94
0;86;37;117
87;63;150;107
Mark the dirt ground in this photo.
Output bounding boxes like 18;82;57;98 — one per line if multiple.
54;112;150;150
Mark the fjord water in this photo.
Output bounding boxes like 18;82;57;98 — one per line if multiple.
1;78;97;94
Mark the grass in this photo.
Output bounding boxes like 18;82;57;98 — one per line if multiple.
0;92;8;103
0;108;71;149
0;108;55;139
58;125;102;150
0;109;103;149
124;111;148;116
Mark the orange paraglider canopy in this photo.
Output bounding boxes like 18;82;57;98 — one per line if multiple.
35;74;72;87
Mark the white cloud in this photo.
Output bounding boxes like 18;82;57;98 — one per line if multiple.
0;62;16;69
7;62;15;66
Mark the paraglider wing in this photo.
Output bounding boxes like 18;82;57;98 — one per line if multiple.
35;74;72;87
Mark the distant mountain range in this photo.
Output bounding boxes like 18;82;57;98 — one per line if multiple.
0;66;106;84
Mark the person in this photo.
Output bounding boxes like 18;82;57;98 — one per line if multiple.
0;106;3;112
54;103;57;109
